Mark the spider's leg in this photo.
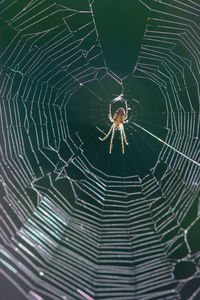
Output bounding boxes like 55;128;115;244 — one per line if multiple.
99;123;114;141
109;125;115;154
124;100;130;120
122;125;128;145
109;104;114;122
120;127;125;154
125;100;128;120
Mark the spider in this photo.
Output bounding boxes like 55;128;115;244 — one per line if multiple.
99;101;129;154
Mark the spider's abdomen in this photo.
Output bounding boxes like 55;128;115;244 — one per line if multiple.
113;107;126;129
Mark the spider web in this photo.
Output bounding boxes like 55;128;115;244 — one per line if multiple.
0;0;200;299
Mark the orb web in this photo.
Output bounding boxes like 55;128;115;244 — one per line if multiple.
0;0;200;300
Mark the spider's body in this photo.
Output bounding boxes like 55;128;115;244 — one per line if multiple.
99;102;129;154
113;107;126;129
